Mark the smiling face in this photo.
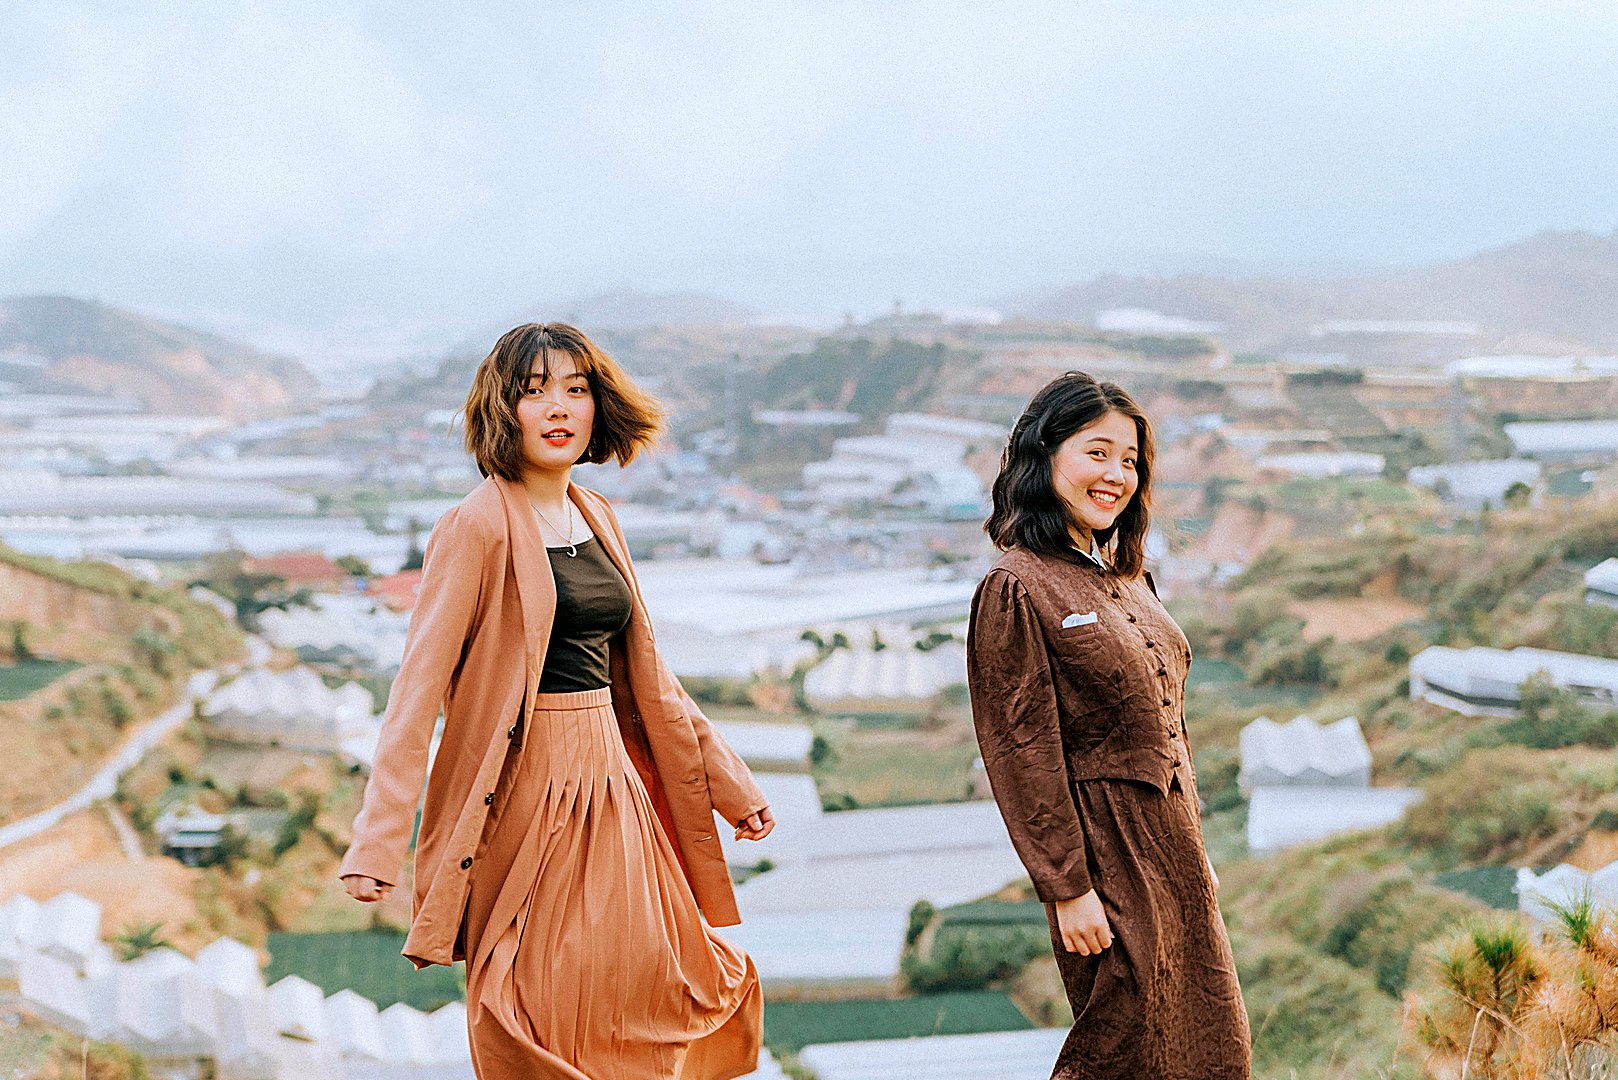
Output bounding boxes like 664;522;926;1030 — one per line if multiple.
515;350;596;477
1049;409;1140;548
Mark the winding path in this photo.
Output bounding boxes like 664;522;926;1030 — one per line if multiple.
0;667;224;853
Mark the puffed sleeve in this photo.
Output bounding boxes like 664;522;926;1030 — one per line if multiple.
967;569;1093;901
338;506;488;887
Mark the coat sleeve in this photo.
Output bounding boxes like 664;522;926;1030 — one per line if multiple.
338;506;488;887
967;569;1094;902
585;487;768;826
669;662;769;825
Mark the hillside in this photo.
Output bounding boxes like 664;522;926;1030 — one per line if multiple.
1145;496;1618;1077
0;546;242;822
0;295;320;418
1008;228;1618;351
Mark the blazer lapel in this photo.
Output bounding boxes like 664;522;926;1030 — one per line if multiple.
491;475;557;688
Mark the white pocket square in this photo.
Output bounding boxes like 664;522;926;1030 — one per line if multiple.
1062;611;1098;628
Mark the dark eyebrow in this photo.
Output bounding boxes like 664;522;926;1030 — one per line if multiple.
1085;434;1139;453
525;371;589;383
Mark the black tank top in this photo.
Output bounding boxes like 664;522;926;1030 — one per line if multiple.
537;536;634;693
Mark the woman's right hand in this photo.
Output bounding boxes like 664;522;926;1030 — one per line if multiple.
341;874;392;903
1052;888;1113;955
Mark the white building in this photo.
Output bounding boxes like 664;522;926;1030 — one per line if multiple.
716;800;1026;991
1252;451;1385;478
1407;460;1542;510
202;666;378;752
1246;786;1424;856
1516;861;1618;925
1410;645;1618;717
799;413;1004;516
1586;558;1618;608
0;891;486;1077
803;641;967;708
638;557;976;680
799;1028;1070;1080
258;593;411;672
1504;420;1618;462
709;720;814;772
1238;716;1372;793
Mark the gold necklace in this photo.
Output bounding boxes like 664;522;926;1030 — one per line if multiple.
532;498;577;557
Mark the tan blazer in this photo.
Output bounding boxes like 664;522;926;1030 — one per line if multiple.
338;475;767;968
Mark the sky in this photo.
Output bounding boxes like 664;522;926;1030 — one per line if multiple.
3;0;1618;352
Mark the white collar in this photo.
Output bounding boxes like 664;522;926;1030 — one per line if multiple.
1073;539;1106;569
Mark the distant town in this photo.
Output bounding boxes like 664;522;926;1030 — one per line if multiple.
3;271;1618;1078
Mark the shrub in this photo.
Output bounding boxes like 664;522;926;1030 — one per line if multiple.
901;921;1050;993
1400;750;1564;867
1498;672;1618;750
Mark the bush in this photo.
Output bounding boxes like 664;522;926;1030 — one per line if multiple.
1233;932;1395;1077
901;921;1050;993
1498;672;1618;750
1400;750;1564;867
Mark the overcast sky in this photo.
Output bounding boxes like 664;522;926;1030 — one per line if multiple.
4;0;1617;348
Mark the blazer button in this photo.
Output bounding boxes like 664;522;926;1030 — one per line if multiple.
484;792;495;804
1162;698;1172;707
1157;668;1167;677
1110;591;1120;599
1127;614;1137;623
1144;640;1156;648
508;724;518;738
460;857;473;869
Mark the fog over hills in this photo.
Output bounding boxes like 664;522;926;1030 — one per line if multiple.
1005;229;1618;349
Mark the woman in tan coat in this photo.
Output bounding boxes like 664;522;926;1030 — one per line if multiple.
966;372;1249;1079
339;323;774;1080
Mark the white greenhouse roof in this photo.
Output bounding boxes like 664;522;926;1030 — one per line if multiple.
1504;419;1618;458
1517;861;1618;924
804;643;967;705
710;720;814;771
799;1027;1070;1080
1238;715;1371;789
1247;786;1423;854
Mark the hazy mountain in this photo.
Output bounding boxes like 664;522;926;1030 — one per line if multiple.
1007;229;1618;350
0;295;322;418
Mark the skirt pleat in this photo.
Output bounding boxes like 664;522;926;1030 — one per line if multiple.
462;687;761;1080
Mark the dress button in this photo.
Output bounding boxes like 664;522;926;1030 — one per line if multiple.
484;792;494;805
1158;668;1167;677
1162;698;1172;707
508;724;518;738
460;857;473;869
1127;614;1137;623
1110;591;1120;599
1145;640;1156;648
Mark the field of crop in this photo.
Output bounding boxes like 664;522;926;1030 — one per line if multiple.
265;930;464;1011
762;990;1032;1053
0;659;80;701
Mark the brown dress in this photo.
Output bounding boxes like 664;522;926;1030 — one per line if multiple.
966;546;1249;1079
460;539;762;1079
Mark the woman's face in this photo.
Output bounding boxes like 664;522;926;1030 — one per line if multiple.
1050;409;1139;542
516;350;596;476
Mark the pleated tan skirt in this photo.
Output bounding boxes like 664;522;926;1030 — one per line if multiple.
461;686;763;1080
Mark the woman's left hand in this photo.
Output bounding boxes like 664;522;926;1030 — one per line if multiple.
735;806;775;841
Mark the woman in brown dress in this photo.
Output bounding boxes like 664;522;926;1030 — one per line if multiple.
966;372;1250;1079
339;323;774;1079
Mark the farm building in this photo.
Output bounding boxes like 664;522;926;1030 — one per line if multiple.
1587;558;1618;608
1238;715;1372;793
1410;645;1618;717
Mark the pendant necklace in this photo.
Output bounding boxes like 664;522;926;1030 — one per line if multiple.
533;499;578;557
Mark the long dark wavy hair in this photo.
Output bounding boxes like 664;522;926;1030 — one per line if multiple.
985;372;1155;577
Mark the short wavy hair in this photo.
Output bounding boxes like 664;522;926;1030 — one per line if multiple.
462;322;663;482
985;371;1155;578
